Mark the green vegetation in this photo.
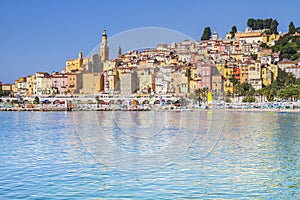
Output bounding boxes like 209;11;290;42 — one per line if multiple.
257;69;300;101
201;27;212;41
230;75;256;101
226;69;300;102
242;95;255;102
230;25;237;39
33;96;40;104
271;35;300;61
247;18;278;33
289;21;297;34
194;88;208;105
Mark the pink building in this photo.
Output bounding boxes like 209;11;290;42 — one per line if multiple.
200;65;218;91
51;74;68;95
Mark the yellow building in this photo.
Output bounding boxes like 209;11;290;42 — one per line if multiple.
80;72;103;95
65;52;84;72
216;63;234;93
223;66;234;93
270;64;279;80
2;84;13;96
235;29;263;43
230;53;243;61
224;79;234;94
106;69;119;93
216;63;225;77
189;67;201;92
239;64;249;83
235;30;262;39
14;77;27;96
262;67;273;86
67;72;82;94
261;33;281;46
26;75;36;96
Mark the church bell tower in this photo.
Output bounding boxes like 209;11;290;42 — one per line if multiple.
100;28;109;62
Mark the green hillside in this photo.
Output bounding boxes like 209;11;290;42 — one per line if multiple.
272;35;300;61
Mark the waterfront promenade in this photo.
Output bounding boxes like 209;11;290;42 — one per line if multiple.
1;102;299;112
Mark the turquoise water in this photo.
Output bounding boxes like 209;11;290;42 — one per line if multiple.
0;111;299;199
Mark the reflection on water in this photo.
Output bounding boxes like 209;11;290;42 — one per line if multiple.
0;111;299;199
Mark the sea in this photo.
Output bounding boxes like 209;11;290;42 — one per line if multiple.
0;110;299;199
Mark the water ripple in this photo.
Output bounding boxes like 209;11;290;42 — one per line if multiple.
0;111;299;199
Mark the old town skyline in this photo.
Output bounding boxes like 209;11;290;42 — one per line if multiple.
1;0;300;83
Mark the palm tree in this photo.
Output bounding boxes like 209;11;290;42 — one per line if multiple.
194;89;202;106
194;87;209;106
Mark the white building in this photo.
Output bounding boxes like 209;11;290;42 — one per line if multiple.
285;66;300;78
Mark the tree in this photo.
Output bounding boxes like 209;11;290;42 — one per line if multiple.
230;26;237;39
256;19;264;30
95;95;100;107
289;21;297;34
263;18;273;29
242;95;255;102
270;19;279;34
194;89;202;106
194;88;208;105
247;18;255;29
229;75;239;93
201;27;212;41
33;96;40;104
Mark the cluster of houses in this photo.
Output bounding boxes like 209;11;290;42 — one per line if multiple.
1;28;300;99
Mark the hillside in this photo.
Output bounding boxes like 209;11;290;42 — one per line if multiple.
272;35;300;61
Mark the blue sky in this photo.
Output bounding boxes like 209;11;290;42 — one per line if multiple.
1;0;300;83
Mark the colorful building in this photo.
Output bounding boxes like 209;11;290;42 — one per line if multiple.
51;73;68;95
67;72;82;94
80;72;103;95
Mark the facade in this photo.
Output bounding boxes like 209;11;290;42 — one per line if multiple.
278;61;298;70
86;54;102;72
51;74;68;95
262;66;274;86
239;63;249;83
261;33;281;46
120;71;138;96
170;67;190;95
223;65;234;93
235;29;264;44
65;52;84;72
106;69;119;93
155;67;172;94
26;75;35;96
34;72;52;95
16;77;27;96
200;65;218;90
80;72;103;95
65;52;101;73
136;68;156;94
67;72;82;94
248;62;262;90
211;74;223;94
285;66;300;78
2;84;13;96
